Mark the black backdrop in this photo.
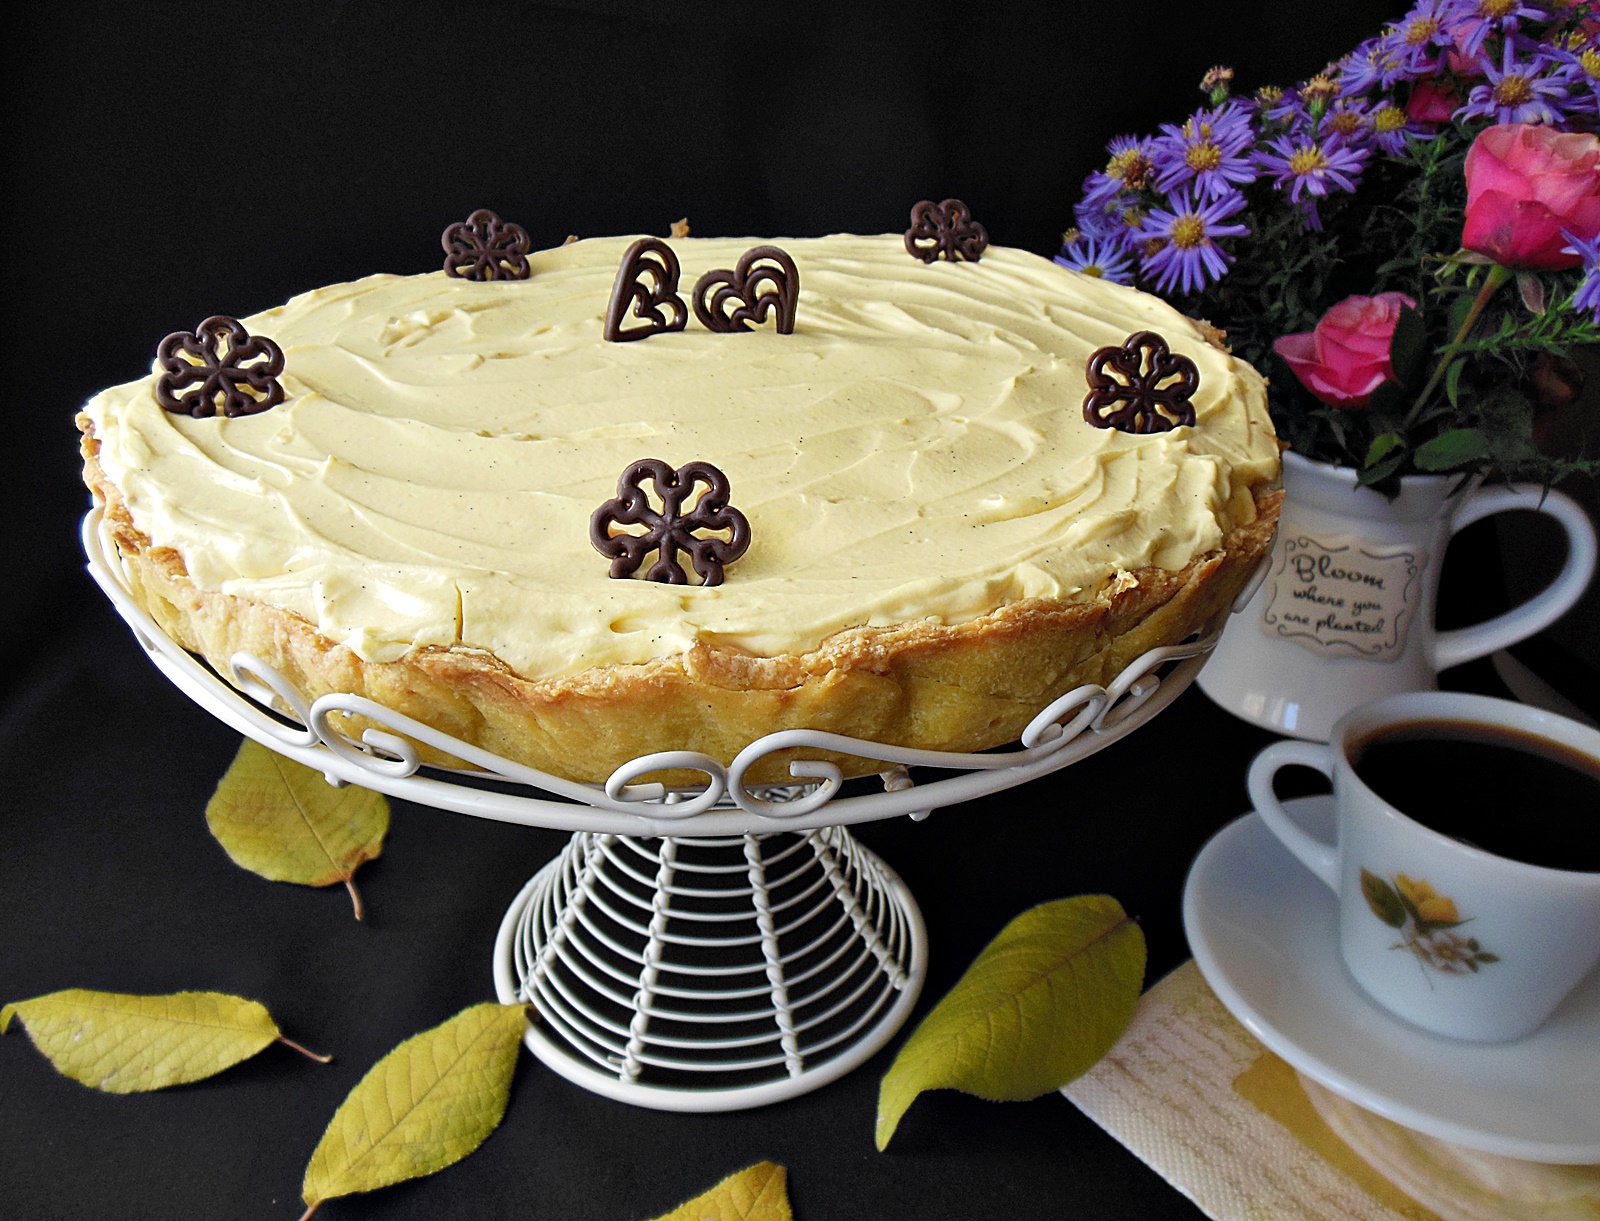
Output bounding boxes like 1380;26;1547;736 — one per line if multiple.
11;4;1594;1221
8;0;1411;647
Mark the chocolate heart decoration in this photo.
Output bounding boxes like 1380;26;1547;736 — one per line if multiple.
1082;330;1199;434
692;245;799;334
604;238;688;342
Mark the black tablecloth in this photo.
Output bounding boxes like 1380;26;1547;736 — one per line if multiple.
10;571;1589;1221
0;579;1294;1220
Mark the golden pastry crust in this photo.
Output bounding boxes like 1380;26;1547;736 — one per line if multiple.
82;421;1279;786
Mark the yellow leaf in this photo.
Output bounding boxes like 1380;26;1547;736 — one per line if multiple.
650;1162;792;1221
0;989;303;1092
875;894;1145;1150
206;738;389;919
299;1002;528;1217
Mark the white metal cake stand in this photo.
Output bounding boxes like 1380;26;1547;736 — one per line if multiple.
83;507;1261;1111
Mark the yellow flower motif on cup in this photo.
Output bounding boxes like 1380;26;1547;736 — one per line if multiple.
1359;868;1498;976
1395;873;1460;924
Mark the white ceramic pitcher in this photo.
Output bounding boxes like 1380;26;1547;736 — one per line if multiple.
1199;451;1597;741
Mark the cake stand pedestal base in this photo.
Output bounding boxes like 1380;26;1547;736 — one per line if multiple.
491;823;926;1111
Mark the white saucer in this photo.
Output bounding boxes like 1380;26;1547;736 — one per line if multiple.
1183;796;1600;1164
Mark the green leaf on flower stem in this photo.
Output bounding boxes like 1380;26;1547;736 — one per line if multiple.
874;895;1145;1151
1389;304;1429;389
299;1003;529;1219
206;738;389;920
1444;357;1466;408
1357;455;1408;490
1;990;325;1092
1365;433;1406;467
1414;428;1491;471
1448;291;1476;339
1358;426;1410;487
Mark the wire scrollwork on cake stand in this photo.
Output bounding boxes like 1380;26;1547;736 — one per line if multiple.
217;623;1219;828
83;506;1227;836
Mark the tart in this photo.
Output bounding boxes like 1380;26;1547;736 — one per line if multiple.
79;233;1281;785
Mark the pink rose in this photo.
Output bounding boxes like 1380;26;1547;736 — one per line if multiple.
1461;124;1600;271
1273;293;1418;409
1405;79;1458;125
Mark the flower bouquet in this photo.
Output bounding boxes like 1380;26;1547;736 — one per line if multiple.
1060;0;1600;491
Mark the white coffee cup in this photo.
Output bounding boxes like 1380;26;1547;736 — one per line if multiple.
1247;691;1600;1043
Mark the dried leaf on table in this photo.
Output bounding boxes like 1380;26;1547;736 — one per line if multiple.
650;1162;792;1221
206;738;389;919
875;894;1146;1150
0;989;327;1092
298;1002;529;1219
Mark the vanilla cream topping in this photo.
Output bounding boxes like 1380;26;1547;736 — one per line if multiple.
83;234;1278;681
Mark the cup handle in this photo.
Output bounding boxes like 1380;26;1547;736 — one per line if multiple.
1246;741;1339;892
1433;486;1597;672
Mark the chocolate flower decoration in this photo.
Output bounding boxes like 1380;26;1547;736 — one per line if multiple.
1082;330;1199;434
604;238;688;342
590;459;751;586
692;245;800;334
154;316;286;419
441;209;532;281
904;199;989;263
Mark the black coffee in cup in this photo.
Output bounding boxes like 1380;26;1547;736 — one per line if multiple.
1351;719;1600;872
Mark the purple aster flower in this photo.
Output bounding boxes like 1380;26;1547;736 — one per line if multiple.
1073;199;1117;241
1341;38;1399;94
1075;191;1140;241
1083;135;1157;208
1323;98;1377;150
1261;89;1311;129
1149;102;1259;199
1563;229;1600;322
1135;188;1250;295
1257;134;1371;205
1548;38;1600;118
1374;1;1463;82
1446;0;1549;59
1458;38;1569;124
1079;171;1121;211
1263;73;1345;131
1368;100;1432;154
1054;234;1136;285
1111;200;1152;242
1252;84;1288;113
